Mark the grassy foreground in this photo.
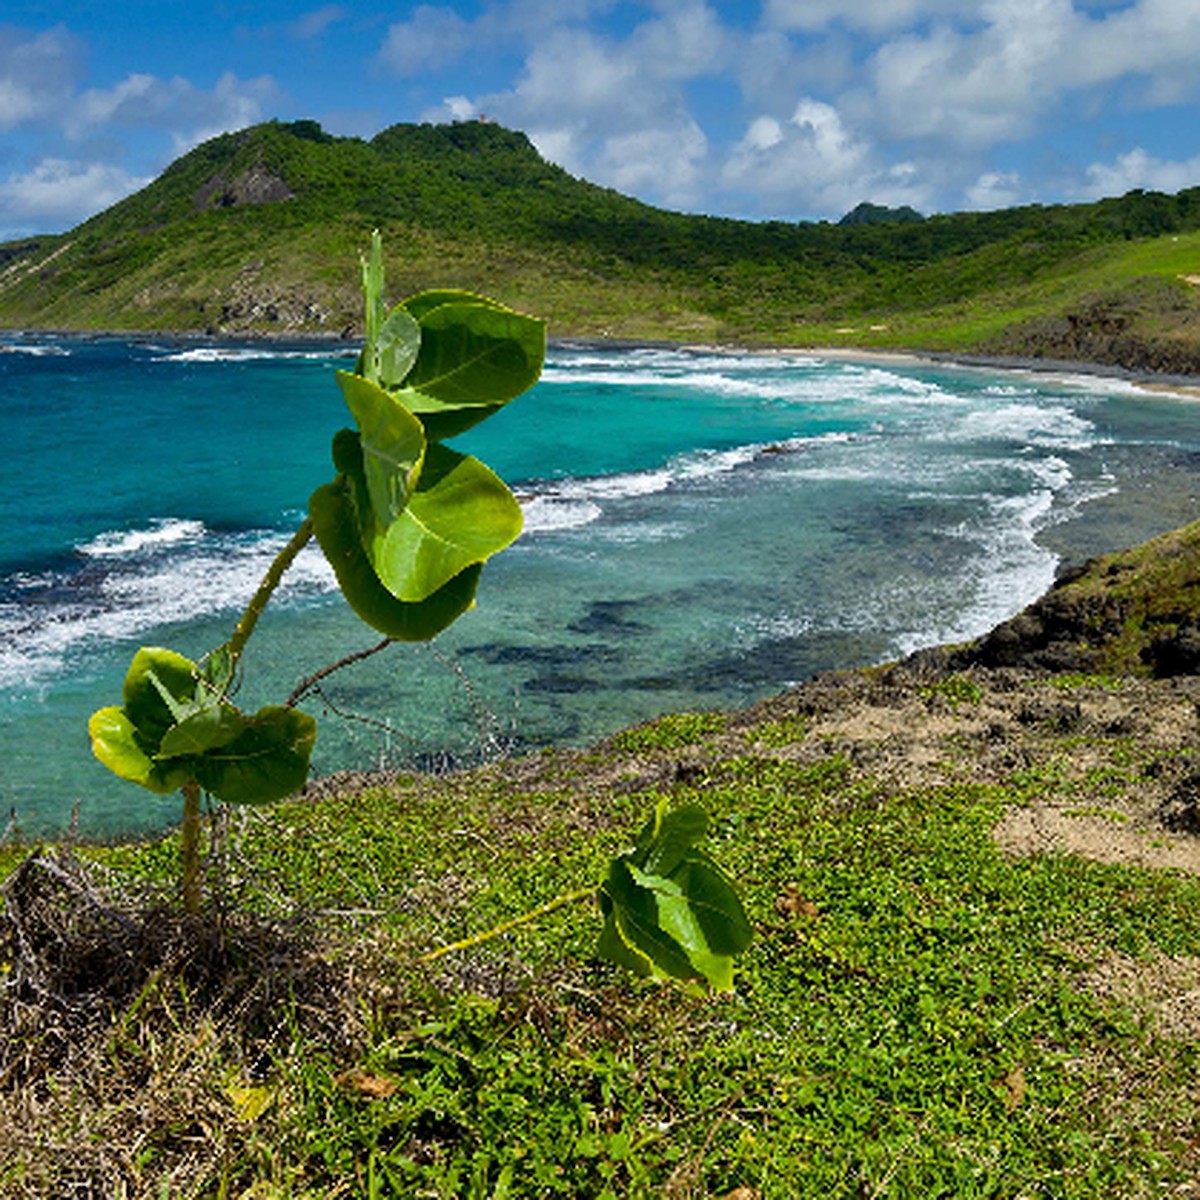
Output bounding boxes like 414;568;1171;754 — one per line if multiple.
5;656;1200;1196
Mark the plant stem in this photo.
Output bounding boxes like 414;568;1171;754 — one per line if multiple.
285;636;394;707
227;518;315;665
415;887;597;964
181;779;202;915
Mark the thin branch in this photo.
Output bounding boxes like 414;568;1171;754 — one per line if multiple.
286;637;395;707
181;781;202;916
227;518;315;665
415;887;597;965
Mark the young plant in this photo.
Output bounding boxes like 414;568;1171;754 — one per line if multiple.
88;234;750;988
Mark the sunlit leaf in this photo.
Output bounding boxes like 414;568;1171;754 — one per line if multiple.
369;444;522;603
157;702;247;759
199;644;236;696
597;798;752;991
88;705;193;795
226;1082;277;1123
599;859;699;983
121;647;201;747
397;294;545;440
309;478;482;639
633;802;709;875
377;306;421;390
195;705;317;805
335;370;426;533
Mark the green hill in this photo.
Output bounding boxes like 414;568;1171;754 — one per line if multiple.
2;117;1200;368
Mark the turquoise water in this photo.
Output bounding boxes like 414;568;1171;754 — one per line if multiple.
4;334;1200;837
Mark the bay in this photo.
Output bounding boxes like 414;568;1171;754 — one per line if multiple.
3;333;1200;838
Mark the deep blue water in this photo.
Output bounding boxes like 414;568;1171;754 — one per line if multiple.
4;333;1200;837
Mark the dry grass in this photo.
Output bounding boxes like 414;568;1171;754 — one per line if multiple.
0;849;366;1198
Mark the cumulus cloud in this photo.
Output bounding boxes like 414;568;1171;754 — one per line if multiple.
596;121;709;207
0;25;86;130
965;169;1026;210
423;95;478;124
0;157;149;235
1081;148;1200;198
867;0;1073;148
411;2;727;209
69;70;277;141
0;23;279;235
723;97;930;217
858;0;1200;151
378;6;475;76
763;0;978;35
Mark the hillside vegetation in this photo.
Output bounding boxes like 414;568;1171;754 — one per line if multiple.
2;118;1200;369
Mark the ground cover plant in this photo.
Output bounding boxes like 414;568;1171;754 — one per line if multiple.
4;662;1200;1196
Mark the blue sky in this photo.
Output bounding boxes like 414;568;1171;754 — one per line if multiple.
2;0;1200;240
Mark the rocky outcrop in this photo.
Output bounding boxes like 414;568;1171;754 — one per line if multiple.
195;163;294;211
208;261;338;334
951;519;1200;677
981;280;1200;376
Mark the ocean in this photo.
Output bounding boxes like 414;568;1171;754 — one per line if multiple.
4;333;1200;838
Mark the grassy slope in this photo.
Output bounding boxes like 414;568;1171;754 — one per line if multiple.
8;527;1200;1194
1;119;1200;364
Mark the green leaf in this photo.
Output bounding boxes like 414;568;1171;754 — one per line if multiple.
397;295;546;440
194;705;317;805
370;443;523;603
88;705;193;795
376;306;421;390
632;799;709;876
309;478;482;640
359;231;386;383
597;801;752;991
157;702;247;759
599;859;699;983
335;370;426;534
331;427;364;476
121;647;200;747
199;645;236;696
358;231;422;388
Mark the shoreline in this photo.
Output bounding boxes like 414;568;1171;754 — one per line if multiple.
6;330;1200;841
7;324;1200;394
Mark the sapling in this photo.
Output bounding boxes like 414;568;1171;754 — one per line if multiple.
89;234;750;988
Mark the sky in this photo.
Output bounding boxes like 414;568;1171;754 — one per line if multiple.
2;0;1200;241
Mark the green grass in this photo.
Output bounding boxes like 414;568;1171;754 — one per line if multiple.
7;696;1200;1197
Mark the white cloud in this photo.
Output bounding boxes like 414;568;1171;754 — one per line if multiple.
723;97;931;217
763;0;980;34
378;6;475;76
855;0;1200;153
451;5;726;209
508;28;640;122
867;0;1073;148
289;6;347;41
627;1;725;81
596;121;709;207
70;71;276;139
431;95;478;123
0;158;149;234
0;25;86;130
1081;147;1200;197
965;169;1026;210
